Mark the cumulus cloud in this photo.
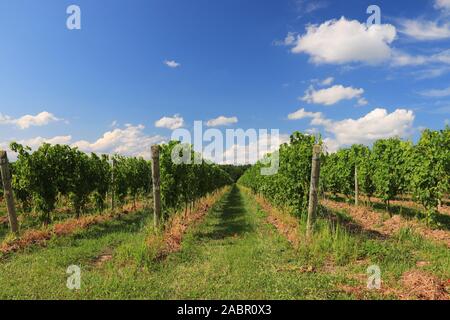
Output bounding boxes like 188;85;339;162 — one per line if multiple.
2;125;166;160
288;107;415;152
3;136;73;151
0;136;73;161
206;116;238;127
288;17;397;65
155;115;184;130
218;132;290;165
164;60;181;68
72;124;166;158
0;111;61;129
399;19;450;41
302;85;365;106
325;108;415;148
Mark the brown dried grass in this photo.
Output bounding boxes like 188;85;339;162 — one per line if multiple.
399;270;449;300
338;269;450;300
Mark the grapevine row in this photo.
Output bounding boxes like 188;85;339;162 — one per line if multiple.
239;127;450;223
1;141;232;227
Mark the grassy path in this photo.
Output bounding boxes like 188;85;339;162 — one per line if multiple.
0;186;353;299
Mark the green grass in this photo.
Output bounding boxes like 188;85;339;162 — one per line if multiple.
0;186;448;300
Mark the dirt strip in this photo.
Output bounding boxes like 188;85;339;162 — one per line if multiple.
322;199;450;248
369;196;450;216
0;202;146;255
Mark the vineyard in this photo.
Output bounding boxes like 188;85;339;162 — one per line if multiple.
239;128;450;224
0;128;450;300
0;141;232;243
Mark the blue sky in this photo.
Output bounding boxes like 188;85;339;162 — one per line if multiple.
0;0;449;161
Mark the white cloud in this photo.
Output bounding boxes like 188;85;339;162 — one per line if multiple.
325;108;415;147
311;77;335;86
288;108;323;120
302;85;365;106
206;116;238;127
420;86;450;97
321;77;334;86
2;125;166;160
391;49;450;67
357;98;369;106
434;49;450;63
0;136;73;161
11;136;72;150
155;115;184;130
391;50;429;66
0;111;61;129
412;67;450;79
72;124;166;158
289;17;397;65
219;133;290;165
283;32;297;46
164;60;181;68
288;107;415;152
399;19;450;41
435;0;450;11
295;0;329;15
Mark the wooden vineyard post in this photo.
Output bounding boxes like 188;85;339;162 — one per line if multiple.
355;165;359;206
111;158;115;212
151;145;162;229
0;151;19;235
306;145;322;238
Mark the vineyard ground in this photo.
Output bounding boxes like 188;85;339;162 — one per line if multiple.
0;186;449;299
0;198;150;244
322;196;450;248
